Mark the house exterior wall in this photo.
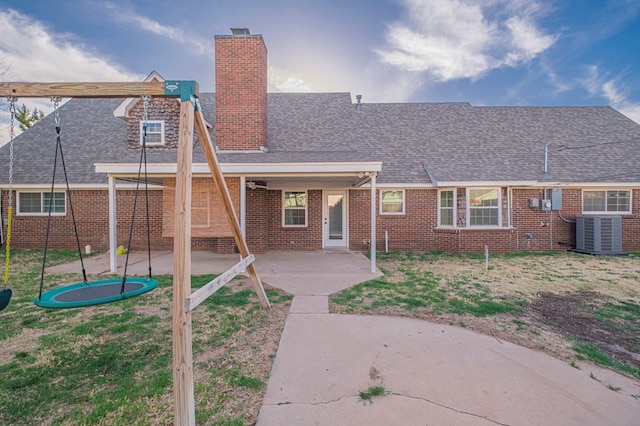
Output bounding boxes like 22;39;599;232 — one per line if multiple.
3;189;165;251
347;187;640;254
245;188;323;252
5;187;639;255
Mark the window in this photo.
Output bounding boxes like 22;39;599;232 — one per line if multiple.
380;190;405;214
18;192;65;215
467;188;500;226
283;191;307;227
140;120;165;146
438;190;455;226
583;190;631;213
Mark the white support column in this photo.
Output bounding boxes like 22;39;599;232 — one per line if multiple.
108;175;118;273
370;173;377;273
240;176;246;238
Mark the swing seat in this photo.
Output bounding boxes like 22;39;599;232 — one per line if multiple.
0;288;12;311
34;277;158;309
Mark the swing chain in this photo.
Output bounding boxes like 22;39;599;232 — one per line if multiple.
3;97;18;288
51;97;62;130
142;95;151;122
141;95;151;143
7;97;17;209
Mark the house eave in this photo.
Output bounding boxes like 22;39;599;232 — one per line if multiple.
94;161;383;177
436;180;538;187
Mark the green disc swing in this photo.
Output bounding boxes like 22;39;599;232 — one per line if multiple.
0;97;18;312
34;96;158;309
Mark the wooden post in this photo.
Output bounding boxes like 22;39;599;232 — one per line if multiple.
193;109;271;308
173;99;196;425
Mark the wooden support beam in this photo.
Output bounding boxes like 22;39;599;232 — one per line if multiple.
0;81;199;98
172;99;196;426
185;255;255;312
193;108;271;309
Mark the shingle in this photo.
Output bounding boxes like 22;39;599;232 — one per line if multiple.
2;93;639;186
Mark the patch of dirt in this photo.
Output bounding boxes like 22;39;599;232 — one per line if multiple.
530;291;640;370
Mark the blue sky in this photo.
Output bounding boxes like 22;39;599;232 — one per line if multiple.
1;0;639;143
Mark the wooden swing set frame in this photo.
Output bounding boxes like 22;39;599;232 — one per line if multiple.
1;80;270;425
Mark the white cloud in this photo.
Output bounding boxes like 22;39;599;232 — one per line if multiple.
376;0;556;82
268;66;312;92
0;9;143;145
103;2;209;56
0;9;141;83
580;65;640;124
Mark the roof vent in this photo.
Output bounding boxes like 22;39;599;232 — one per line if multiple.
355;94;362;113
231;28;250;35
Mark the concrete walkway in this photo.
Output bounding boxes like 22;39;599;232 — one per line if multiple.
49;250;640;424
251;252;640;426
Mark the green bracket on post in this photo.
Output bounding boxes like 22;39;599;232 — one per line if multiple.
164;80;199;105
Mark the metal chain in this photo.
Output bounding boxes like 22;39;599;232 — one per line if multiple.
7;97;17;209
142;95;151;122
4;97;18;286
51;96;61;128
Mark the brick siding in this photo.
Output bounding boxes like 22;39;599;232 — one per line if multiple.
4;187;640;255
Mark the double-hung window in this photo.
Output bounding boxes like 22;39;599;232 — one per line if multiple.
283;191;307;227
438;189;455;226
583;190;631;214
380;190;405;214
140;120;165;146
467;188;500;226
18;192;66;215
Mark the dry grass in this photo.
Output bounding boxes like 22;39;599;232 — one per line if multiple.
385;252;640;302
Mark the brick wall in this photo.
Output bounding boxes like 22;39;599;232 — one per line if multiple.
3;189;166;251
215;32;268;151
5;187;639;255
245;188;326;253
347;187;640;254
162;177;241;239
2;184;244;254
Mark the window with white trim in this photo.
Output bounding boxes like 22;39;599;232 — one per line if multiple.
583;190;631;213
438;189;455;226
467;188;500;226
140;120;165;146
283;191;307;227
380;190;405;214
18;192;66;215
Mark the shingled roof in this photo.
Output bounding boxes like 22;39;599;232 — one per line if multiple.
2;92;640;186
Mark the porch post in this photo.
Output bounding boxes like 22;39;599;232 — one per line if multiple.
108;175;118;273
370;173;377;273
240;176;246;238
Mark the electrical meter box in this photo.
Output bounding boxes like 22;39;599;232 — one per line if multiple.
551;188;562;211
541;199;552;211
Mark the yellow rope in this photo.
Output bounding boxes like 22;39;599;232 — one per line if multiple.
3;206;12;285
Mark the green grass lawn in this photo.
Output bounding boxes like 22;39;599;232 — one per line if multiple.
0;249;291;425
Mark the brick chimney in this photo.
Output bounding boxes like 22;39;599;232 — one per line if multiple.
215;28;268;151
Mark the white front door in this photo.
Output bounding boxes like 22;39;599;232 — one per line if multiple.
323;190;347;247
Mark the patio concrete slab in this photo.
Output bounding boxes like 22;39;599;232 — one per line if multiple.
46;250;379;297
289;296;329;314
258;314;640;425
254;251;380;296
